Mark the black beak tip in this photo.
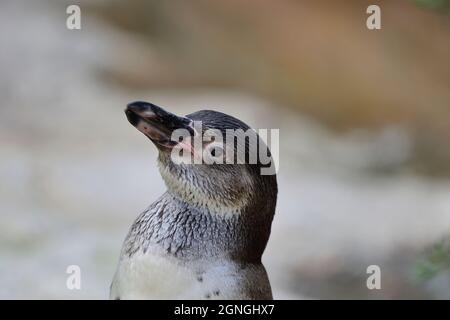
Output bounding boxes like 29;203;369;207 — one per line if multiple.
125;101;156;127
124;100;191;138
125;109;140;127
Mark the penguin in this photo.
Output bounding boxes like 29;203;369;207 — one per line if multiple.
110;101;277;300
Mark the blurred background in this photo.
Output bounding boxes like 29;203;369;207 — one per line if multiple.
1;0;450;299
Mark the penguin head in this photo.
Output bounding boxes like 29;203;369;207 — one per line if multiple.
125;101;277;217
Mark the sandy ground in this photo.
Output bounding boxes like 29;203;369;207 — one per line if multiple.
1;1;450;299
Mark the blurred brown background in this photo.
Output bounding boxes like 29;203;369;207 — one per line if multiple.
91;0;450;175
1;0;450;299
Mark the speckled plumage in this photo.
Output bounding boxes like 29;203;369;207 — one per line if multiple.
110;103;277;300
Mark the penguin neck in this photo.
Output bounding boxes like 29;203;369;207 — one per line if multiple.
123;192;267;264
156;153;254;216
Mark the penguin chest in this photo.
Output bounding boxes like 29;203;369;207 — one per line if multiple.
110;252;246;299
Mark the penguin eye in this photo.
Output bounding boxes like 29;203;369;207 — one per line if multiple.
203;139;225;164
210;146;223;157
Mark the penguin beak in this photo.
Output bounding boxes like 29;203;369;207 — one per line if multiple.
125;101;194;149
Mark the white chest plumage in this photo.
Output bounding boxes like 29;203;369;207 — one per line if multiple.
110;251;271;300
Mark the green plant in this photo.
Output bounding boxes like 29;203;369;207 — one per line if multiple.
415;240;450;282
